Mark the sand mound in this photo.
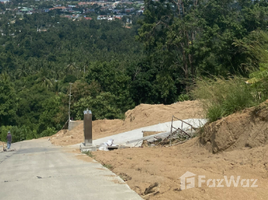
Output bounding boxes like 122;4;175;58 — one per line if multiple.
200;100;268;153
93;137;268;200
123;101;203;127
50;101;203;146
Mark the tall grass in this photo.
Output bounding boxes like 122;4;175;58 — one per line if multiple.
192;76;264;122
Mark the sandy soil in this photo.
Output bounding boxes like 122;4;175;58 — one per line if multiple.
200;100;268;153
91;101;268;200
51;100;268;199
50;101;203;146
93;138;268;200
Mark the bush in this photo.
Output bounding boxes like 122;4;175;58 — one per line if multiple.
73;92;124;120
0;126;12;142
191;76;264;122
0;125;37;142
40;127;57;137
178;93;190;102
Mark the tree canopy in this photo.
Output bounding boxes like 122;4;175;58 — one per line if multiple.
1;0;268;142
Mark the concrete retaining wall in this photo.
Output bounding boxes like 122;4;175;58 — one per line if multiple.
93;118;208;147
68;120;83;131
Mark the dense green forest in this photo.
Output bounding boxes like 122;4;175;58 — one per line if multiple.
1;0;268;142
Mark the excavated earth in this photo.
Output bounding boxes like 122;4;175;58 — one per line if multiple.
92;100;268;200
51;100;268;199
50;100;203;146
200;99;268;153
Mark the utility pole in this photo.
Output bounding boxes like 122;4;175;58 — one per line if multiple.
68;83;73;130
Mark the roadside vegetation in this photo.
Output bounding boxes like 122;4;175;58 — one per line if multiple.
102;163;114;170
1;0;268;142
192;76;263;122
192;31;268;122
83;151;95;158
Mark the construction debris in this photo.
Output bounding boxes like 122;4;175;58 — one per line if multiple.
143;182;159;195
129;117;207;148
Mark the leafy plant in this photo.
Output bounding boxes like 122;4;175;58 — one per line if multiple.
40;127;57;137
178;94;190;102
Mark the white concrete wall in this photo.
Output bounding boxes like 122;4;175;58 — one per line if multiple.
93;118;207;146
68;121;83;131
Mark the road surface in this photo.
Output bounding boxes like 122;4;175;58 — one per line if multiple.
0;139;142;200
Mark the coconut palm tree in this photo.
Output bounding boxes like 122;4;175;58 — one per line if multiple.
35;67;53;89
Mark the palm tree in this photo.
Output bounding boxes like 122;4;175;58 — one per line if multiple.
65;62;77;75
0;71;10;82
35;67;53;89
15;63;29;79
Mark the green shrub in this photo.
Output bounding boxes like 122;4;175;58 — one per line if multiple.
206;104;226;122
192;76;263;122
0;125;37;142
178;94;190;102
40;127;57;137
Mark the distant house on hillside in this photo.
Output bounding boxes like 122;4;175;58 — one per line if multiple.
114;15;122;20
84;17;92;20
70;11;81;14
97;15;106;20
49;6;66;11
78;2;94;6
137;10;143;15
20;7;33;12
68;5;76;8
37;28;47;32
125;8;135;13
61;15;72;19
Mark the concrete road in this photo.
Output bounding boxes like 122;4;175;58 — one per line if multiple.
0;139;142;200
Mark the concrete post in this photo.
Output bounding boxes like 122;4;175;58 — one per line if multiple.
84;109;92;145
